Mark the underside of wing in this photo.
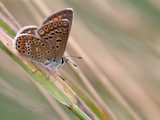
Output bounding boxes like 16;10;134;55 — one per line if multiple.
17;26;38;35
36;8;73;60
37;19;70;60
15;34;54;64
42;8;73;25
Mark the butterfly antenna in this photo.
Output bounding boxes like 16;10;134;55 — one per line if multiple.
65;56;83;60
68;60;78;67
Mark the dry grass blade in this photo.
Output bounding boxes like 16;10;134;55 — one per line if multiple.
33;79;71;120
0;2;20;31
68;37;140;120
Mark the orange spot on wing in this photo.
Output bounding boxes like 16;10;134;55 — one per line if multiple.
53;17;59;22
53;16;62;22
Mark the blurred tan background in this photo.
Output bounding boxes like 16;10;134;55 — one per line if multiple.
0;0;160;120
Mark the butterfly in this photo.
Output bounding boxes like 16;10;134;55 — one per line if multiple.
14;8;73;70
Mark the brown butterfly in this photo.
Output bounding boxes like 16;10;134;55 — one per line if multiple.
15;8;73;69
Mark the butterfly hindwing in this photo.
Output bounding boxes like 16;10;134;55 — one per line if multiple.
15;34;55;64
17;26;38;35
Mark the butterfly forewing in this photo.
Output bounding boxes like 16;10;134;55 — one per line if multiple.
42;8;73;25
37;8;73;60
16;34;55;64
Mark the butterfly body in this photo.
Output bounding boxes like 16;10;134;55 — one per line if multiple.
15;8;73;69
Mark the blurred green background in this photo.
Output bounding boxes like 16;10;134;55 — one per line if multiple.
0;0;160;120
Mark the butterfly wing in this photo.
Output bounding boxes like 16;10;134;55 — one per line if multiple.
17;26;38;35
37;8;73;61
15;34;54;64
42;8;73;25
